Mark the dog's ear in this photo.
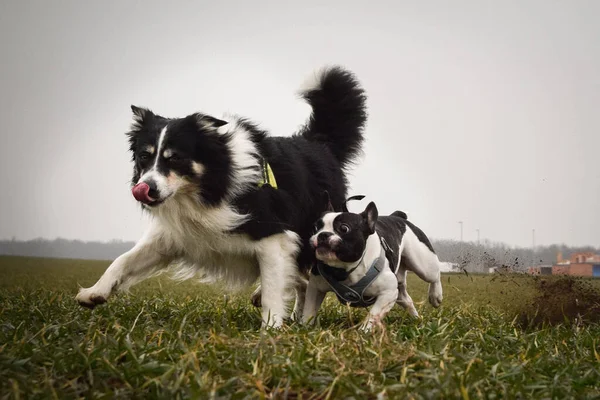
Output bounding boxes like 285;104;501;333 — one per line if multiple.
196;114;229;130
128;106;155;146
322;191;334;213
130;105;154;129
360;201;378;235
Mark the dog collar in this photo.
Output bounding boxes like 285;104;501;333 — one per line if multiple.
316;247;386;308
257;158;278;189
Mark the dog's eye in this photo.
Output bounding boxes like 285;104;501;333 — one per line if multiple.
339;224;351;234
138;152;151;161
169;154;183;163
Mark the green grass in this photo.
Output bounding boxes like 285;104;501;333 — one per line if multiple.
1;256;599;399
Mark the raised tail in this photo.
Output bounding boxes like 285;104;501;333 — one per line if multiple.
391;210;408;219
298;66;367;168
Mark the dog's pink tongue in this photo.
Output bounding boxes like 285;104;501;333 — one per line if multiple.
132;182;152;203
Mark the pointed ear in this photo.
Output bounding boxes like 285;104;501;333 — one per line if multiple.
130;105;154;128
322;190;334;213
360;201;378;234
204;115;229;127
128;106;154;143
196;114;229;130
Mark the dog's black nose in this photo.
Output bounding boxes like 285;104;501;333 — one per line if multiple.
317;232;333;246
146;180;160;199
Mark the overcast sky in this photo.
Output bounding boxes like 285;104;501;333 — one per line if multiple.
1;1;598;248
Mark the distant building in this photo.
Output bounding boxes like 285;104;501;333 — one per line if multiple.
569;252;600;264
440;262;461;273
528;252;600;277
565;251;600;277
569;262;600;277
552;265;570;275
528;265;553;275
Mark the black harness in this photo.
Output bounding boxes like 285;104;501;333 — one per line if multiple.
316;237;395;308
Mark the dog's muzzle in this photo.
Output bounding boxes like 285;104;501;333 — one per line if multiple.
132;182;158;205
312;232;334;249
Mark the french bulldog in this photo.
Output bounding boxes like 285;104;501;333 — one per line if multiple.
302;194;444;331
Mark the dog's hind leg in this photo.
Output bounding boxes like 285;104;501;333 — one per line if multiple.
407;257;443;308
427;279;443;308
403;258;443;308
395;267;419;317
256;231;301;328
76;224;172;309
401;229;443;308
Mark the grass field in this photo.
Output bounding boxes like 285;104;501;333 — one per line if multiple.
1;256;600;399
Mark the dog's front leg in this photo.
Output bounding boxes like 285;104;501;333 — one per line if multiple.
76;226;172;309
301;277;327;325
361;288;399;332
291;276;308;321
256;232;301;328
250;273;308;322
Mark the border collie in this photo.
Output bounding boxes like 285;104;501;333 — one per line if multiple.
76;66;367;328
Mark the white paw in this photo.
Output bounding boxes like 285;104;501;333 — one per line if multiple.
76;287;109;309
261;313;284;329
360;315;383;332
428;282;443;308
408;306;420;318
360;321;373;333
300;315;317;326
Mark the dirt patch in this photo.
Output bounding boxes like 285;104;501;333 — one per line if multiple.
517;275;600;328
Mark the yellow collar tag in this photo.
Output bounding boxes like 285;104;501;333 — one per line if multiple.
258;159;278;189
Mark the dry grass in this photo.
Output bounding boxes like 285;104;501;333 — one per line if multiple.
1;256;599;399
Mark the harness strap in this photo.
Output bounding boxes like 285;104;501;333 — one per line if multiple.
257;158;278;189
317;247;386;308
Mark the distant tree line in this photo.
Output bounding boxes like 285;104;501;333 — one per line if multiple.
434;239;600;273
0;238;598;272
0;238;135;261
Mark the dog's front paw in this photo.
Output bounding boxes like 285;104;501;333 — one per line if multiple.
360;321;373;333
76;288;108;309
360;316;382;333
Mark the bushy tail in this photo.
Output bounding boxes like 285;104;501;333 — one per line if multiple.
391;210;408;219
298;66;367;168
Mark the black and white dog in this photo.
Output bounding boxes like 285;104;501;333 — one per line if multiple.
302;195;444;331
75;66;367;328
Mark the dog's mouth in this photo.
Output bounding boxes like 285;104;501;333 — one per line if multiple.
315;246;338;261
132;183;169;207
141;199;165;208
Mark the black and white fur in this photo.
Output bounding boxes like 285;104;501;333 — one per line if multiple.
75;66;367;328
302;198;444;331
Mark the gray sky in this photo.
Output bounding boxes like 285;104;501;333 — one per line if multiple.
1;0;599;248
